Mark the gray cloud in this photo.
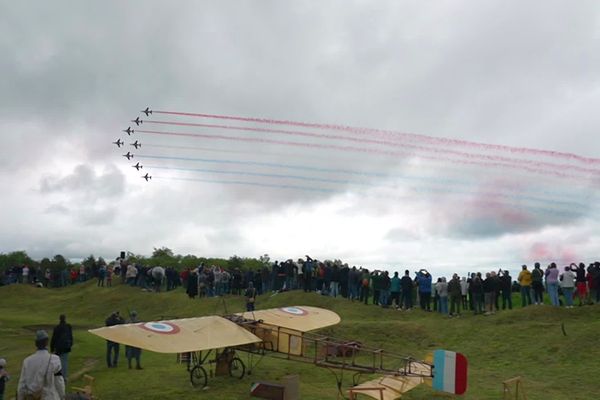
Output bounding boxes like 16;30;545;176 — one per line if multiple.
40;164;124;200
1;1;600;270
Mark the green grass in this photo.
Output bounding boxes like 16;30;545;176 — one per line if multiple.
1;282;599;399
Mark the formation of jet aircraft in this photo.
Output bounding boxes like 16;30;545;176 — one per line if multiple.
116;108;153;181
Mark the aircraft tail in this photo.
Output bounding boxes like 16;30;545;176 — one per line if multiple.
431;349;468;395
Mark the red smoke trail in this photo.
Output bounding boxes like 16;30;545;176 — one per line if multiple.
152;110;600;165
135;129;595;182
145;120;600;177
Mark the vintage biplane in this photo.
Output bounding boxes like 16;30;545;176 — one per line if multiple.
89;306;467;399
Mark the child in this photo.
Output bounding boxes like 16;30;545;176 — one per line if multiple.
0;358;9;400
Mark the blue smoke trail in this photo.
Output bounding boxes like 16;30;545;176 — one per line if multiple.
138;155;589;209
147;165;587;217
153;176;335;193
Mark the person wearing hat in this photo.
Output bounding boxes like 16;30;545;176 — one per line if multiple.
50;315;73;383
125;311;143;370
0;358;10;400
17;330;65;400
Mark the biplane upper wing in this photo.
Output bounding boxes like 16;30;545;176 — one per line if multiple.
88;316;262;353
236;306;341;332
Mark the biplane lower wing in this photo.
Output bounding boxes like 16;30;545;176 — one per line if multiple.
349;350;468;399
236;306;341;332
88;316;262;353
350;361;431;400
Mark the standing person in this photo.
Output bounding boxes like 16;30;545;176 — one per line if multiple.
460;277;469;310
244;282;257;312
435;278;448;315
499;270;513;310
105;312;124;367
432;278;440;312
17;330;65;400
22;265;30;284
390;272;401;309
400;270;413;310
79;264;86;282
125;311;143;370
379;271;391;308
50;315;73;383
359;269;370;305
106;265;113;287
469;273;484;315
448;274;462;317
573;263;587;306
0;358;9;400
545;263;560;306
416;269;432;311
97;264;106;287
482;272;496;315
126;264;137;286
560;266;576;308
531;263;544;305
371;271;381;306
330;264;340;298
302;257;313;293
518;265;532;307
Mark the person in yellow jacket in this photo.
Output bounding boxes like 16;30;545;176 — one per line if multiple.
518;265;533;307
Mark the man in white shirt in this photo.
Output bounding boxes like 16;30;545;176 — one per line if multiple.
22;265;30;284
17;330;65;400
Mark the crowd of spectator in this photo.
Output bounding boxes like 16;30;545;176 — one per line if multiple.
3;255;600;316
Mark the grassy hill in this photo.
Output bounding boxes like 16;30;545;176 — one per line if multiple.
1;282;599;399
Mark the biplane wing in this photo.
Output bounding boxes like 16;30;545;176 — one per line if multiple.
349;350;468;399
350;362;431;400
88;316;262;353
236;306;341;332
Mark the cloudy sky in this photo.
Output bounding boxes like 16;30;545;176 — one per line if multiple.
1;1;599;276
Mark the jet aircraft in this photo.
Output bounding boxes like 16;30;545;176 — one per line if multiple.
142;173;152;181
123;152;134;160
131;140;141;149
112;139;124;147
141;107;152;116
132;117;143;126
132;162;143;171
123;127;134;135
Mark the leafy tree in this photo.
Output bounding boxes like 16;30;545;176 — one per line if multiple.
82;255;96;271
52;254;69;272
0;251;35;272
228;255;244;270
152;247;174;258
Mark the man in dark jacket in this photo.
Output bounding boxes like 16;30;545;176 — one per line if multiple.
400;270;414;310
105;311;124;367
50;314;73;382
448;274;462;316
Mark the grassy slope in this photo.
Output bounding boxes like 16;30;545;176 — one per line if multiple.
1;282;598;400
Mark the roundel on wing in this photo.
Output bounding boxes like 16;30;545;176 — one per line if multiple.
279;306;308;316
139;321;181;334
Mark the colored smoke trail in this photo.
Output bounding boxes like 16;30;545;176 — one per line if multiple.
145;120;600;177
152;110;600;165
152;176;334;193
136;129;592;181
146;165;587;216
138;154;589;208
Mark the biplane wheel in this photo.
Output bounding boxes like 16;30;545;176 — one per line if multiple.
190;365;208;388
228;357;245;379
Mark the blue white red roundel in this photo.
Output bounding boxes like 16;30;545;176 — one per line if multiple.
140;322;180;334
279;307;308;316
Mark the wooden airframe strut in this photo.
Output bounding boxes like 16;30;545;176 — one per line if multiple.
348;386;385;400
502;376;527;400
